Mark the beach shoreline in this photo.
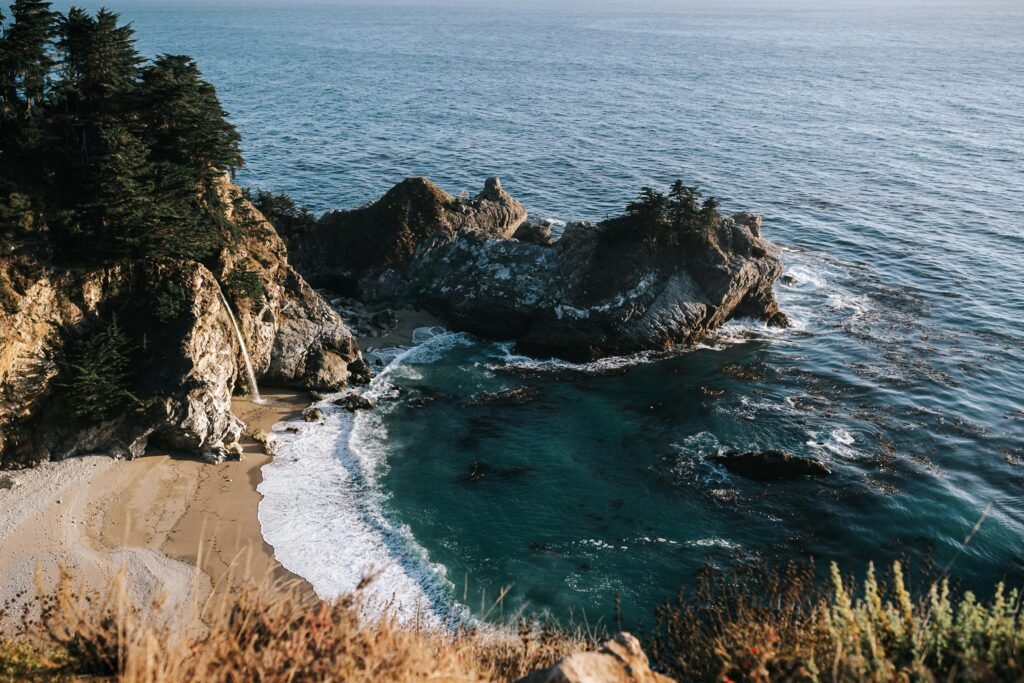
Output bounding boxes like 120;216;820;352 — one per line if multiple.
0;389;315;628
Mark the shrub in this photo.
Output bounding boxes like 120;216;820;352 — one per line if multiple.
225;263;264;304
62;315;136;421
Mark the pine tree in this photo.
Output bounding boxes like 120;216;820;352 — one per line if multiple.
77;125;157;259
139;54;242;179
64;314;135;420
3;0;58;114
700;196;721;228
57;8;142;112
668;180;701;229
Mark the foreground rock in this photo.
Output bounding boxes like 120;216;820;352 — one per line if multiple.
0;176;364;466
713;450;831;481
518;633;673;683
287;177;787;360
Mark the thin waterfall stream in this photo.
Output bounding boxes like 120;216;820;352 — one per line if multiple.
218;288;264;404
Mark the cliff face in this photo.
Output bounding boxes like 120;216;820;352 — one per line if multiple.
288;177;787;360
289;177;527;292
0;177;364;467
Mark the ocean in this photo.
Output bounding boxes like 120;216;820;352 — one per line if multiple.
73;0;1024;628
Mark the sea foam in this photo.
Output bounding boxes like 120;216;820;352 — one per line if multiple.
258;329;472;628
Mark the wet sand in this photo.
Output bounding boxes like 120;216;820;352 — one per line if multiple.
355;308;447;350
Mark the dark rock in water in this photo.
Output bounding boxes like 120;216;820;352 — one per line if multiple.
303;407;324;423
460;460;531;483
699;385;727;398
466;461;492;481
470;386;541;406
780;273;799;286
529;541;557;554
285;176;787;360
720;363;770;381
334;393;375;412
713;450;831;481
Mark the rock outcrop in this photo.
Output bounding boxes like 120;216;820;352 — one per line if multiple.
518;633;673;683
712;450;832;481
287;177;787;360
0;176;363;466
288;176;527;292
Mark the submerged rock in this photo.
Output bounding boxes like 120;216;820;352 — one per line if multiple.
287;177;787;360
713;450;832;481
518;632;672;683
470;386;541;406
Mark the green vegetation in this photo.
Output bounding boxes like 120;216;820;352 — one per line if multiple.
246;188;317;242
1;563;1021;681
602;179;722;249
61;314;135;421
225;261;264;303
0;2;243;265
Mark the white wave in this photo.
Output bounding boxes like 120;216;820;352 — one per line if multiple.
486;342;662;375
258;331;473;628
826;292;872;318
805;428;859;460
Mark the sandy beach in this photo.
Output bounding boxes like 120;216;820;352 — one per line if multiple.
0;389;314;628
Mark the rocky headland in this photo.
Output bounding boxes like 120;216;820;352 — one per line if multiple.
283;177;788;360
0;176;367;467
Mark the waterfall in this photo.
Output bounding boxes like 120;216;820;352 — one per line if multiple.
218;289;264;404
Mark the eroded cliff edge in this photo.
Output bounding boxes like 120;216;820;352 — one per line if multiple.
0;176;366;466
285;177;787;360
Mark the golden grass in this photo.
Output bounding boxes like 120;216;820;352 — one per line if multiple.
0;568;590;682
2;561;1023;682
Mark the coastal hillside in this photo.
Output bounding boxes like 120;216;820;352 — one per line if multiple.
0;6;365;466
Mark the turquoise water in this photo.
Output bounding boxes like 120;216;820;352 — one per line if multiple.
82;1;1024;627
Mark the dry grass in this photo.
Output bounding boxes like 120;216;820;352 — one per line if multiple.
0;569;590;682
3;561;1023;682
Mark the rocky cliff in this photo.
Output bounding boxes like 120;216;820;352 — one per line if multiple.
0;176;365;467
287;177;787;360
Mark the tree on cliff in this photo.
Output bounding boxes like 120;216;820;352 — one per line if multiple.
602;180;723;250
0;5;245;264
138;55;243;180
55;7;143;129
63;314;136;421
1;0;58;113
74;126;158;259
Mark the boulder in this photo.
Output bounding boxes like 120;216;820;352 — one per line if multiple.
518;633;673;683
303;407;324;423
712;450;831;481
513;220;556;246
333;393;375;412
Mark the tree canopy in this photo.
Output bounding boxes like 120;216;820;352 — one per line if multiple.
602;180;723;249
0;2;243;264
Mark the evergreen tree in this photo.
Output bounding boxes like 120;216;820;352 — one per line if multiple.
626;187;668;222
139;54;242;179
57;8;142;113
668;180;701;230
700;196;721;228
3;0;58;113
64;314;135;420
76;125;157;259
